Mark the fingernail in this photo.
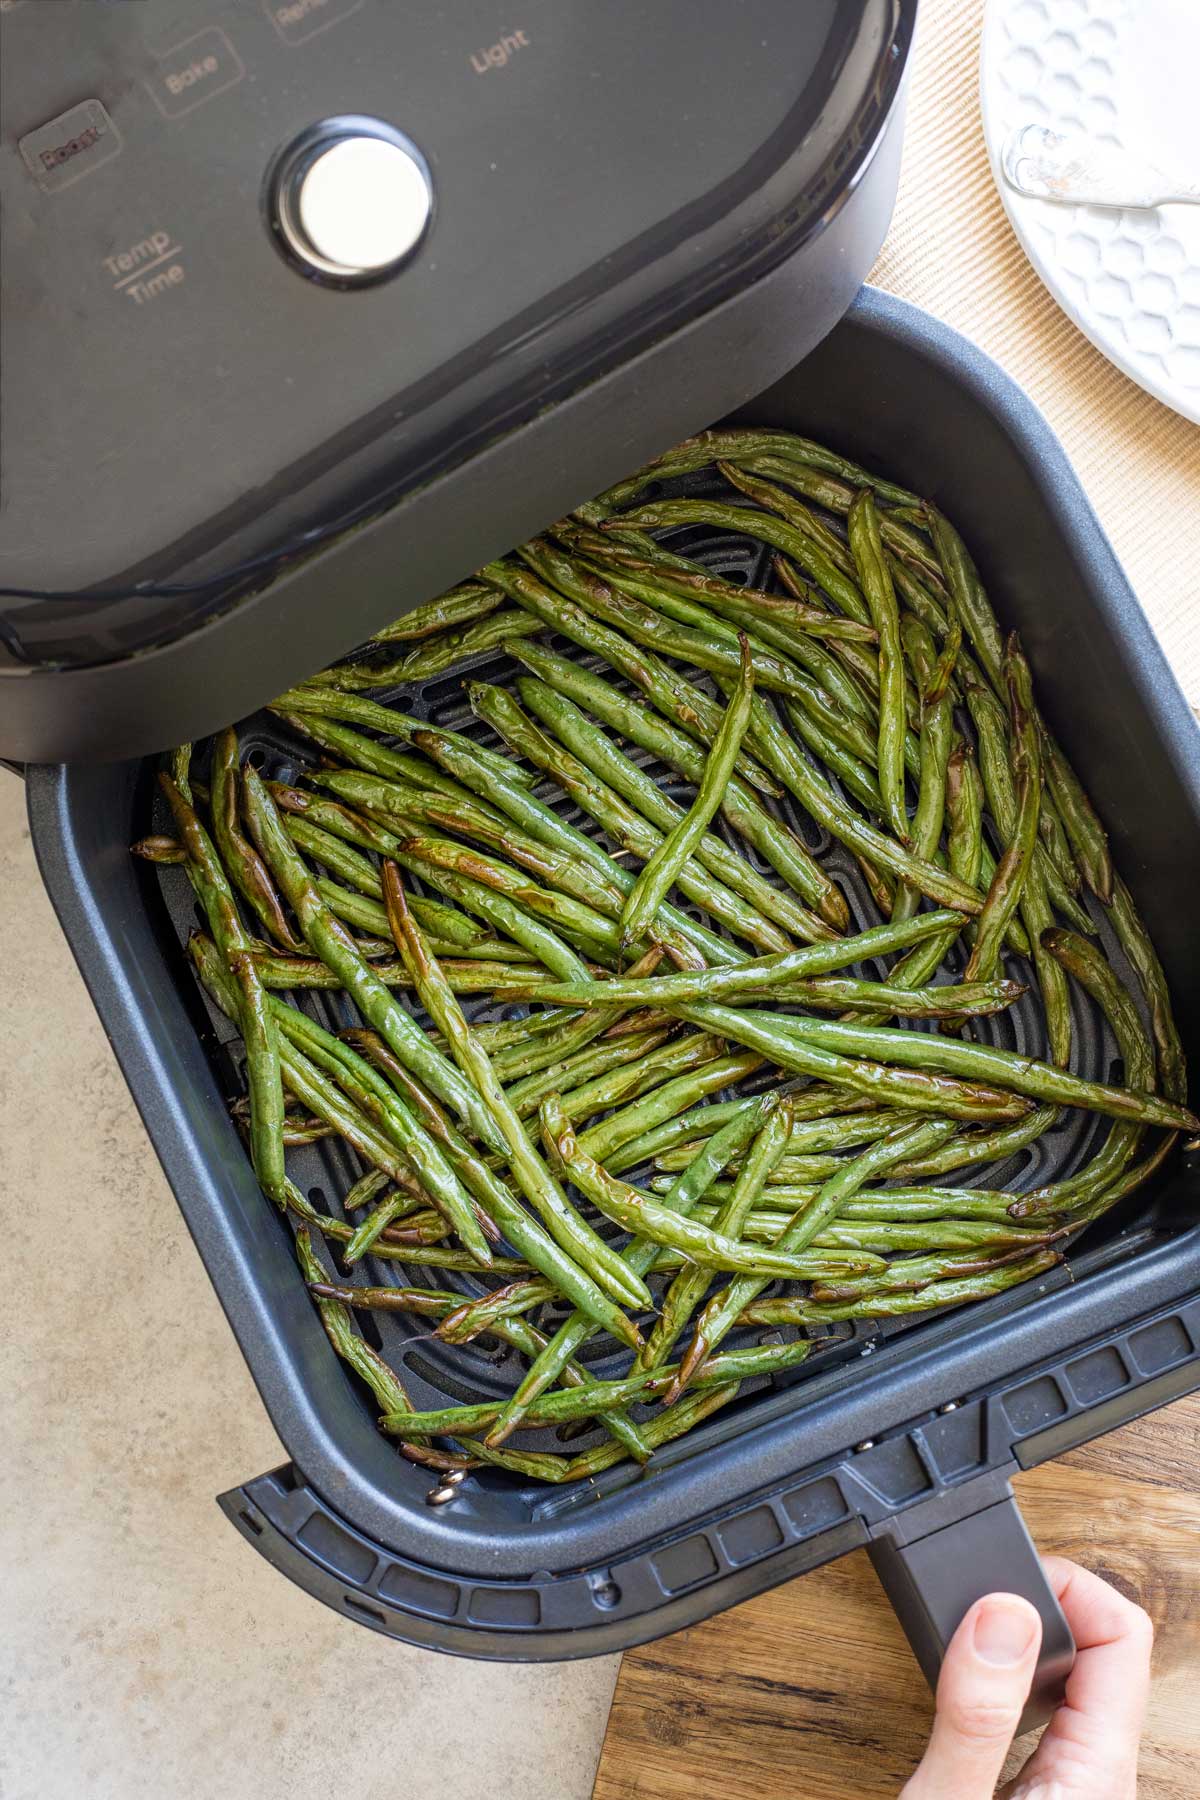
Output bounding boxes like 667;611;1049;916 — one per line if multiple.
972;1596;1039;1666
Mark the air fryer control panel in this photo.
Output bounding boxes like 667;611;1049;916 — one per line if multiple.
0;0;848;594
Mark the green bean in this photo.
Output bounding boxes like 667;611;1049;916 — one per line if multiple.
325;610;542;687
344;1192;431;1264
603;496;873;628
734;1250;1063;1324
621;633;755;952
306;1280;463;1318
396;830;626;966
653;1110;920;1174
782;698;882;814
227;951;287;1203
271;684;535;787
1012;926;1157;1215
809;1244;1054;1301
686;1209;1053;1255
311;873;393;939
562;525;876;641
352;674;718;970
381;1338;815;1440
605;1087;874;1173
562;1383;741;1480
672;1001;1031;1122
170;743;194;805
966;635;1042;981
671;1115;958;1393
727;455;940;580
847;490;908;839
574;1050;764;1164
1042;729;1114;904
230;1004;427;1210
269;1002;497;1261
339;1169;392;1213
485;555;782;796
300;1231;584;1482
503;1021;648;1112
161;777;251;965
1108;876;1187;1102
161;778;289;1209
370;581;505;644
888;618;954;931
514;675;825;947
522;540;833;727
1048;1129;1179;1231
500;910;963;1011
382;866;649;1330
550;1030;722;1128
397;845;601;979
577;546;894;770
505;638;847;927
672;1185;1027;1223
462;680;744;964
966;679;1092;938
781;973;1026;1019
966;680;1077;1060
597;428;919;512
486;1099;778;1445
639;1098;794;1373
719;461;864;584
273;784;598;978
131;834;188;865
541;1097;872;1280
210;729;304;951
758;1010;1196;1131
337;1031;651;1363
316;767;629;917
433;1278;560;1343
241;767;508;1149
855;852;897;915
882;740;980;992
582;514;874;662
296;1230;414;1410
474;1007;588;1060
772;552;903;730
927;507;1006;693
247;950;556;992
737;688;982;913
272;711;488;812
923;618;963;707
890;1105;1062;1179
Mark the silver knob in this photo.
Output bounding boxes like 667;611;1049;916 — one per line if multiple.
271;117;432;285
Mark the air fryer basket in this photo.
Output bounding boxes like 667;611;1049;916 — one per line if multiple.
28;290;1200;1693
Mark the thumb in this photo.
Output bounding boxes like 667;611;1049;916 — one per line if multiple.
902;1594;1043;1800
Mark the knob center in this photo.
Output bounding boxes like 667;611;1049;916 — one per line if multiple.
270;119;432;284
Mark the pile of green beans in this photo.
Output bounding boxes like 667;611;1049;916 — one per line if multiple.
137;427;1193;1488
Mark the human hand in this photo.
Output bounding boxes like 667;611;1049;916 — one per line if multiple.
900;1556;1153;1798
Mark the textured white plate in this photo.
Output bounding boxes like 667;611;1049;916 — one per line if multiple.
981;0;1200;423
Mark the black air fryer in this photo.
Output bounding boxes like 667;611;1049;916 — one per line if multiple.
6;0;1200;1734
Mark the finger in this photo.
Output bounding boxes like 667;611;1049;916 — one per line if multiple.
1000;1557;1152;1798
902;1593;1042;1800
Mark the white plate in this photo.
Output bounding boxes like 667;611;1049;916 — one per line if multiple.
981;0;1200;423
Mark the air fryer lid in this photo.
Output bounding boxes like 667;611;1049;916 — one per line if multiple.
0;0;906;736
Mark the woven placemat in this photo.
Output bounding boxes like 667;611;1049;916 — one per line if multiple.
870;0;1200;706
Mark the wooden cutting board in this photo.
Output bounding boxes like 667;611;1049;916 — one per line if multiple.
593;1397;1200;1799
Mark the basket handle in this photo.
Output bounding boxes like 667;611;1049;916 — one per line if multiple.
867;1489;1075;1736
